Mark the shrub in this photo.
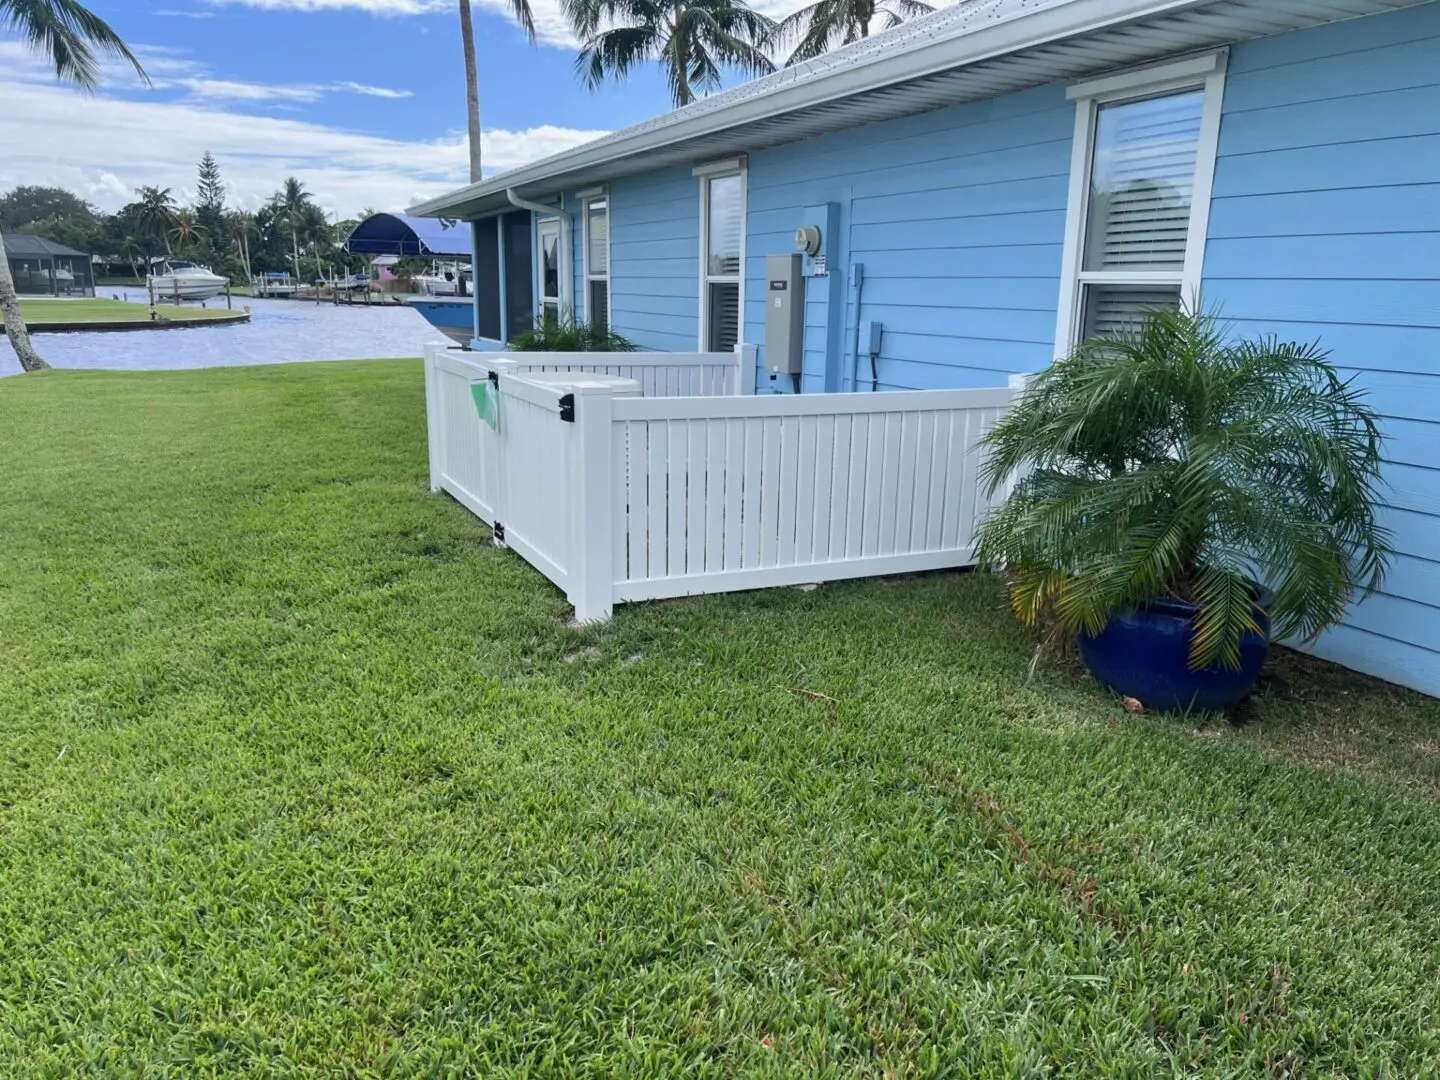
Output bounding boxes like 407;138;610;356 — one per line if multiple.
507;314;639;353
975;307;1391;669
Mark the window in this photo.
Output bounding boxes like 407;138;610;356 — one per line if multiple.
536;216;562;323
583;197;609;331
1056;53;1226;351
700;169;744;352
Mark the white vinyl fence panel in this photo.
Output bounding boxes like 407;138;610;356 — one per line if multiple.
609;390;1015;603
423;341;1020;621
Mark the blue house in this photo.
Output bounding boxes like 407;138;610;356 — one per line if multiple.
411;0;1440;696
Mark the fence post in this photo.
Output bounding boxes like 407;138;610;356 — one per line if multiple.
568;382;616;622
489;358;520;540
423;343;444;492
737;343;759;396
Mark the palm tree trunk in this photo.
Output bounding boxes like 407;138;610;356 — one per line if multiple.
459;0;483;182
292;229;302;281
0;227;49;372
671;8;691;105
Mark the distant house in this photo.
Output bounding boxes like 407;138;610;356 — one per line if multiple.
411;0;1440;696
3;233;95;297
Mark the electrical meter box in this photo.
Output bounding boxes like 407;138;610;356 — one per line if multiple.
764;253;805;375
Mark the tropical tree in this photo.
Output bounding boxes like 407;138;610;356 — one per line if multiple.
272;177;315;280
167;209;207;255
117;234;146;282
133;186;180;264
227;209;256;283
974;307;1392;671
458;0;536;181
297;202;332;280
0;0;146;372
566;0;776;108
770;0;933;66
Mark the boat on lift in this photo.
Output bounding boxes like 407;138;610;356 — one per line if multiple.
149;258;228;301
252;271;300;298
414;261;470;296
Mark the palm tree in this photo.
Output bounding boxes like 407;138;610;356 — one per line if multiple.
459;0;535;181
117;234;145;283
167;209;207;255
227;209;256;284
272;177;314;281
0;0;146;372
566;0;776;108
771;0;933;66
133;186;179;266
297;203;331;280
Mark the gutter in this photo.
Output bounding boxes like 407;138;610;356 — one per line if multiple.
408;0;1215;217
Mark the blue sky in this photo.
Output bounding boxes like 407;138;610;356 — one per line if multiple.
1;0;818;216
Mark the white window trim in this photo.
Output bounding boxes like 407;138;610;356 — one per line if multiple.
698;164;746;352
1053;50;1228;358
582;194;610;328
534;214;570;320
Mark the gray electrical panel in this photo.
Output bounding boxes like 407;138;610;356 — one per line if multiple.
764;253;805;376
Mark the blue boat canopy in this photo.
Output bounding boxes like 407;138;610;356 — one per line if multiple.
345;213;472;258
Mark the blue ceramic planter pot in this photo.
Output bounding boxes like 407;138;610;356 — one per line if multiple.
1076;596;1271;713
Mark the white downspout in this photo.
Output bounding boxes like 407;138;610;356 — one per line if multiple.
506;188;572;318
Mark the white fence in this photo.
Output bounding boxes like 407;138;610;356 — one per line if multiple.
424;342;1020;621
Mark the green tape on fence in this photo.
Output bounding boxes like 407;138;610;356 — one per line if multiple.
471;379;499;430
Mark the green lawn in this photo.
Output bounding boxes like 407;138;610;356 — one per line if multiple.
18;297;242;326
2;359;1439;1077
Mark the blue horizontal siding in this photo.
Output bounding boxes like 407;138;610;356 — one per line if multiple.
742;81;1071;390
609;166;698;350
1211;136;1440;197
1207;3;1440;695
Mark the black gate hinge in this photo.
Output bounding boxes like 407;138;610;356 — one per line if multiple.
558;393;575;422
487;370;499;385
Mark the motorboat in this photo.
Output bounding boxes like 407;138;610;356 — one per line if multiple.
323;273;371;293
414;262;470;297
407;295;473;345
252;271;299;297
149;259;228;301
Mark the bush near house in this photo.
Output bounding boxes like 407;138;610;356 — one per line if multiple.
1;359;1438;1076
507;314;640;352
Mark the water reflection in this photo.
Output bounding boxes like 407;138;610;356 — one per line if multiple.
2;287;441;376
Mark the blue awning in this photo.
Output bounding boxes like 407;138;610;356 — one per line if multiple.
345;213;472;257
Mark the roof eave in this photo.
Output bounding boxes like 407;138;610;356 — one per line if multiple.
407;0;1215;219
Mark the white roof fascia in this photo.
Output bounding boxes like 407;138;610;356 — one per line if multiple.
408;0;1216;217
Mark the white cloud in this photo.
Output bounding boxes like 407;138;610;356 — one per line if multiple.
0;43;605;217
209;0;951;52
335;81;414;99
155;9;219;17
165;76;413;102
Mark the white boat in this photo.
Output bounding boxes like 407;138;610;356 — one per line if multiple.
253;272;299;298
149;259;229;301
414;262;470;296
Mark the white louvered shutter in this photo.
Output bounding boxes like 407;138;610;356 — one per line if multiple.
586;202;608;275
1083;90;1204;271
1081;284;1183;339
707;175;743;277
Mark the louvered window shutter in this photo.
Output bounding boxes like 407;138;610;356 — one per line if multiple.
1083;90;1204;272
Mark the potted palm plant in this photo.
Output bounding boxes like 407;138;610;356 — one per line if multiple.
975;308;1391;712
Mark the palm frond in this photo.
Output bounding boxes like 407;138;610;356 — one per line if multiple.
977;306;1392;667
2;0;147;89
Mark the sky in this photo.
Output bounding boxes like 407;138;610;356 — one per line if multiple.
0;0;871;218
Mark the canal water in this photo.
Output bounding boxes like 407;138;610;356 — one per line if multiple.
1;287;442;377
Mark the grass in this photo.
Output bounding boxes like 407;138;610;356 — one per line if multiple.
2;359;1439;1077
17;297;242;326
